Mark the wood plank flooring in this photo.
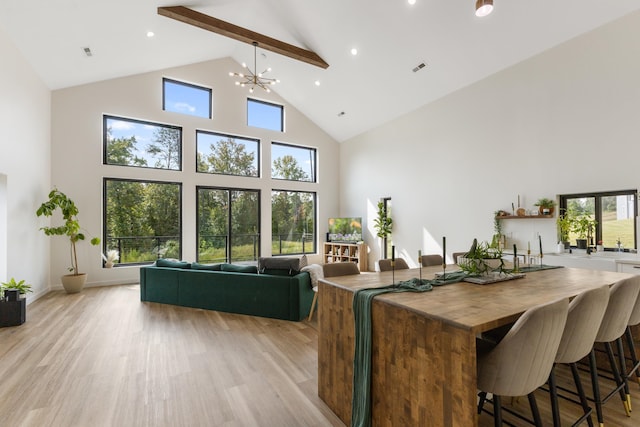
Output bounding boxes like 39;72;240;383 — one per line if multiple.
1;284;639;426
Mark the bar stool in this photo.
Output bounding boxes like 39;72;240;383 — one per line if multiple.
623;280;640;388
588;276;640;426
308;262;360;320
420;254;443;267
548;286;610;427
477;298;569;427
378;258;409;271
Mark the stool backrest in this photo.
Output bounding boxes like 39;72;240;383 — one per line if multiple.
378;258;409;271
595;276;640;343
555;286;610;364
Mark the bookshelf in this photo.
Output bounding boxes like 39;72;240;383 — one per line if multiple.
323;242;367;272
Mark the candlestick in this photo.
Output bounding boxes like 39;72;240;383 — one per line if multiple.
418;250;422;265
539;235;543;264
442;236;446;279
513;244;518;272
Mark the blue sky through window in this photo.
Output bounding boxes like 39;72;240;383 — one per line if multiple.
163;79;211;119
248;99;283;131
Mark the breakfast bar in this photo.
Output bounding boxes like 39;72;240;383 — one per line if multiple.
317;266;633;426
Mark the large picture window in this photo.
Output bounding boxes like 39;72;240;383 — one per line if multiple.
104;179;182;265
560;189;637;251
163;78;212;119
197;187;260;263
196;131;259;177
271;142;316;182
104;115;181;170
272;190;316;255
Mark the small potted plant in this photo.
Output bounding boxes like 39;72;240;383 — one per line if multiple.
1;278;32;300
556;208;574;250
534;198;556;216
458;238;504;276
573;215;596;250
102;250;120;268
36;188;100;293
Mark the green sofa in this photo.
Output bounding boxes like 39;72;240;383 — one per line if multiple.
139;262;314;321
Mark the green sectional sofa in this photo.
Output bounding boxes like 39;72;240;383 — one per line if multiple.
139;260;314;321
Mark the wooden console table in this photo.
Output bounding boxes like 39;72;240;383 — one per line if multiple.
317;266;632;427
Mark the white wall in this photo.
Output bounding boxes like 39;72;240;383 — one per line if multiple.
51;57;340;288
341;11;640;269
0;28;52;300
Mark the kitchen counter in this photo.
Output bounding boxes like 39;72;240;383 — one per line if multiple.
544;250;640;273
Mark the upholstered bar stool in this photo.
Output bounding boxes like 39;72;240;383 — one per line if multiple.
378;258;409;271
588;276;640;426
308;262;360;321
623;279;640;388
548;286;610;427
420;254;443;267
477;298;569;427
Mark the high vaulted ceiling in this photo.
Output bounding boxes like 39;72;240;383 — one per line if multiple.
1;0;639;142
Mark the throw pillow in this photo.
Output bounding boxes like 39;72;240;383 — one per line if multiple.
191;262;223;271
155;259;191;269
221;264;258;274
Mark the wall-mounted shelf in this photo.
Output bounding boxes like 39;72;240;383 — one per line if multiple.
496;215;554;219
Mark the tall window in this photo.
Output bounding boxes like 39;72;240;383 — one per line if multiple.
272;190;316;255
104;115;181;170
272;142;316;182
248;98;284;132
196;131;259;177
560;189;637;250
197;187;260;263
163;78;212;119
104;179;182;265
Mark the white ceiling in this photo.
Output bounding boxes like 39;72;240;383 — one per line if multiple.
1;0;639;142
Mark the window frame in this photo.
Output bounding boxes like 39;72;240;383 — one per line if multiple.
103;177;183;266
559;189;637;251
162;77;212;119
271;189;317;256
271;141;317;183
103;114;183;171
247;98;284;132
196;185;261;263
195;130;261;178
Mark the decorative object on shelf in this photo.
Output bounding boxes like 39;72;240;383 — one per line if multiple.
102;250;119;268
534;198;556;216
229;42;280;93
36;188;101;293
458;238;504;276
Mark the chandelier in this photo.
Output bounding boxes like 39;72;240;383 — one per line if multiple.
229;42;279;93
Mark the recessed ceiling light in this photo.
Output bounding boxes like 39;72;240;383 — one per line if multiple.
408;0;416;5
147;31;155;38
314;80;320;86
350;48;358;56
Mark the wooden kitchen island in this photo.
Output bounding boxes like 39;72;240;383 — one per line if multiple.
317;266;632;427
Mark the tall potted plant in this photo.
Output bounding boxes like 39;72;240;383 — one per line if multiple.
556;208;574;250
373;201;392;258
36;189;100;293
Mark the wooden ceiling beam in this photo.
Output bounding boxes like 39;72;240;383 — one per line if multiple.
158;6;329;69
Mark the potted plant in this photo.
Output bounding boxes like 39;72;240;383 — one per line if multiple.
556;208;574;250
1;277;32;299
102;250;120;268
534;198;556;216
373;200;392;257
36;189;100;293
573;215;596;250
458;238;504;276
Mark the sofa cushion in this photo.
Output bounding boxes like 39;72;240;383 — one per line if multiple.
258;255;307;275
221;264;258;274
155;259;191;269
191;262;223;271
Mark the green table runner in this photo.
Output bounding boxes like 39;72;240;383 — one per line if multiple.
350;265;561;427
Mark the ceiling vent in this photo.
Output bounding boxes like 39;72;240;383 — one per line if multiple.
412;62;427;73
82;47;93;57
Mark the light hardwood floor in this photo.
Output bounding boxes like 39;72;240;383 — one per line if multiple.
1;284;639;427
